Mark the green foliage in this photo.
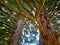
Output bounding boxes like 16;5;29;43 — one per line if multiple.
0;0;60;45
0;5;19;45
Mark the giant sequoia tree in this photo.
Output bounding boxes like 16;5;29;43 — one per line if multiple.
0;0;60;45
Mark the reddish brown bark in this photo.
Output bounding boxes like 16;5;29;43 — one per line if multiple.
39;11;59;45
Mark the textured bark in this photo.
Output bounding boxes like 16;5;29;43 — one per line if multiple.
8;20;24;45
39;11;59;45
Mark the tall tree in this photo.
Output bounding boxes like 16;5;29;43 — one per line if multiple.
0;0;60;45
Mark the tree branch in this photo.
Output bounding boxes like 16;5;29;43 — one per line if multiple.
54;24;60;27
15;0;33;17
35;0;46;18
0;1;36;24
0;1;19;14
24;0;34;11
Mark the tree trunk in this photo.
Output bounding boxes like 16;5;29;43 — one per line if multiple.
39;11;59;45
8;20;24;45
